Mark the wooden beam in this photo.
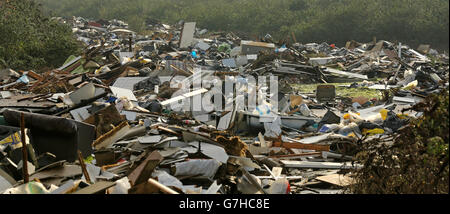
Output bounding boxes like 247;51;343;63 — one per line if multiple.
147;178;179;194
20;113;29;183
17;70;43;81
272;142;330;151
128;151;163;186
78;150;91;184
157;126;180;136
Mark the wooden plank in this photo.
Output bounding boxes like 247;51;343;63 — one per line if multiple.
78;150;91;184
128;151;163;186
17;70;43;81
92;122;130;150
30;164;82;181
157;126;180;136
170;64;192;76
272;142;330;151
147;178;179;194
316;174;353;187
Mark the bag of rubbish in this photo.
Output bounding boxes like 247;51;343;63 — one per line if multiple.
343;112;359;120
191;51;199;58
174;159;220;179
299;104;311;116
264;116;282;138
402;69;416;86
108;177;131;194
383;111;406;132
352;102;362;109
17;74;29;84
318;110;340;130
254;101;272;116
359;121;383;130
95;65;111;75
366;109;388;124
347;111;364;124
338;122;361;137
319;123;341;133
359;122;384;135
116;97;134;111
267;178;290;194
138;67;152;76
140;100;162;113
403;80;418;90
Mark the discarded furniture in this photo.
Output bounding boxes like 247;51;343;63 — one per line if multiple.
3;109;95;162
316;85;336;105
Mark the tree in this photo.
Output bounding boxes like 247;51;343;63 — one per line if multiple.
0;0;81;71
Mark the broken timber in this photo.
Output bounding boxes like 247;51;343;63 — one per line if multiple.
272;142;330;151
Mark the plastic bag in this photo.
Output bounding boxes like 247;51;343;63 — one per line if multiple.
264;116;282;138
319;124;341;133
299;104;311;116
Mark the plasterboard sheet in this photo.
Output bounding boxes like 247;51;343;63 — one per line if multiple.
110;86;137;101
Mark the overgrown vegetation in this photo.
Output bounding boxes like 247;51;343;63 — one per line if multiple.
38;0;449;50
0;0;81;71
292;83;383;100
348;90;449;193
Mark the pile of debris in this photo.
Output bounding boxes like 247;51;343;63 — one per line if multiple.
0;17;448;194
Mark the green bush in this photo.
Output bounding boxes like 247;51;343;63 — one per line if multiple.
348;91;449;194
0;0;81;71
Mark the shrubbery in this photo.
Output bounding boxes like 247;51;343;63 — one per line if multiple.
0;0;81;71
348;91;449;193
38;0;449;50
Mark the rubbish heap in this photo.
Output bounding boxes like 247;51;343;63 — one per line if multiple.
0;17;448;194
